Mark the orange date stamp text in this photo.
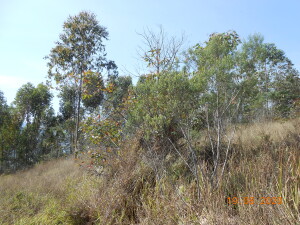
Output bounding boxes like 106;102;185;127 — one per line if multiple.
226;197;282;205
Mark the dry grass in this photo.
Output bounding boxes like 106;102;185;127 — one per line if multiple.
0;119;299;224
0;158;101;224
234;118;300;149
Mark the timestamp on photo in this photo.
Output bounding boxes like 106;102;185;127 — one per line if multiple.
226;197;283;205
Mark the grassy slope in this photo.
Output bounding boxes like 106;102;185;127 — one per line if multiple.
0;119;299;225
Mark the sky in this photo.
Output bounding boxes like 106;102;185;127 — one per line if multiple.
1;0;300;111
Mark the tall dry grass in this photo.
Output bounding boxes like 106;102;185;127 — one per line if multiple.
0;119;299;224
0;158;102;224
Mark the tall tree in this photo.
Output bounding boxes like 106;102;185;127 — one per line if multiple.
15;83;52;124
14;83;52;167
238;34;292;120
46;11;117;153
0;91;8;127
58;85;77;153
187;31;241;187
272;68;300;117
0;91;8;172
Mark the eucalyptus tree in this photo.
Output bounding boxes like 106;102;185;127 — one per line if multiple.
15;83;52;124
0;91;8;172
238;34;292;120
0;91;7;127
46;11;117;152
187;31;241;187
271;68;300;117
14;83;52;166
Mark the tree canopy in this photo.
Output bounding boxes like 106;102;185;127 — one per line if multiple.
46;11;117;152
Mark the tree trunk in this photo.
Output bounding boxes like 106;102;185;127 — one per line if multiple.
74;72;83;155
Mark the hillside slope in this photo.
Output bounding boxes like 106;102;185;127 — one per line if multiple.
0;119;299;225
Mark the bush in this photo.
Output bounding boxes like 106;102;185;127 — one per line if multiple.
128;72;197;152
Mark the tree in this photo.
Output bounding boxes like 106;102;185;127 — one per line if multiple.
0;91;8;127
14;83;52;167
0;91;8;172
237;34;292;121
137;26;184;75
58;85;77;154
272;68;300;117
82;75;133;150
82;71;105;110
187;31;241;187
14;83;52;124
46;11;117;153
0;106;20;173
103;75;132;117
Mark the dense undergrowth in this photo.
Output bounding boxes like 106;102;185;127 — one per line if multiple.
0;119;299;225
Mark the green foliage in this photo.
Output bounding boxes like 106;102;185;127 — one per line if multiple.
14;83;53;166
103;75;132;113
0;91;8;126
14;83;52;123
2;18;300;224
82;71;104;109
190;31;240;91
129;72;197;141
57;85;78;154
187;31;241;127
81;75;133;152
59;85;77;120
82;78;133;150
0;91;12;172
1;19;299;195
0;84;54;171
46;11;116;82
272;69;300;117
46;11;118;152
237;34;293;120
84;116;122;147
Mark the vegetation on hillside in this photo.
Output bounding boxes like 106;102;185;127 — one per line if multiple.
0;119;299;224
0;11;299;224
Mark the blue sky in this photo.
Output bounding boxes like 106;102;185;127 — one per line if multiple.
1;0;300;111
